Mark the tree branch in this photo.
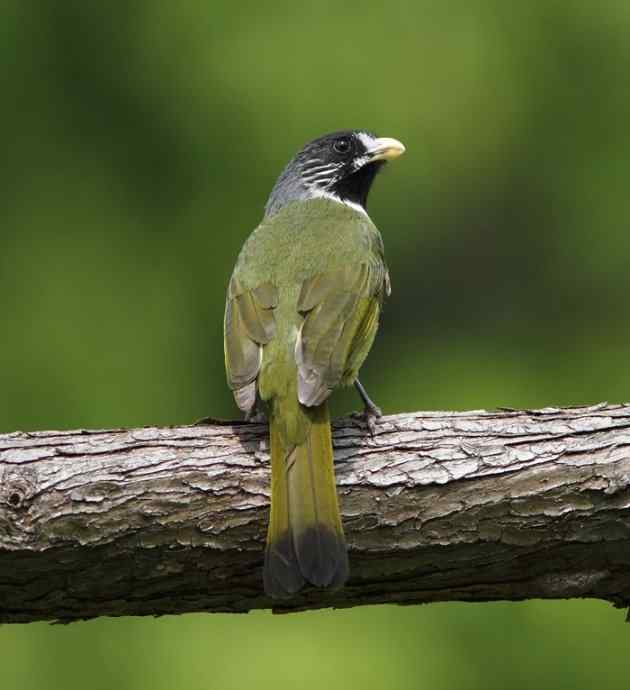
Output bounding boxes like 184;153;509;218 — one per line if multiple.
2;403;630;623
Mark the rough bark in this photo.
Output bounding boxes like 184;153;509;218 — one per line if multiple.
1;403;630;623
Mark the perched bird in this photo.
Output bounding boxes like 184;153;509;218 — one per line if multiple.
224;130;405;598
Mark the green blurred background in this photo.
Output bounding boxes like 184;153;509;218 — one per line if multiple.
2;1;629;688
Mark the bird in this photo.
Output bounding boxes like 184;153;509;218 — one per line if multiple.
223;130;405;598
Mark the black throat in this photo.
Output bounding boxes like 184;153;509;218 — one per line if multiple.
330;161;385;210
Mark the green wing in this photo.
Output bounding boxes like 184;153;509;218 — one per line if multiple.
296;261;389;407
224;276;278;411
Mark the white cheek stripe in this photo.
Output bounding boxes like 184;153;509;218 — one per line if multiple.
305;163;340;173
303;172;337;185
301;164;339;184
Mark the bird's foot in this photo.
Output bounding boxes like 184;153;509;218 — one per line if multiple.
363;400;382;437
354;379;382;436
245;407;269;455
245;407;268;424
351;404;382;436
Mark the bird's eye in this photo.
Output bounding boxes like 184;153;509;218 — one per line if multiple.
333;137;351;154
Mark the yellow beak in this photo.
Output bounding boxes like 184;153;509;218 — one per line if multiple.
367;137;406;162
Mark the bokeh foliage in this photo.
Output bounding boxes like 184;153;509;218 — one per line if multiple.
1;1;629;688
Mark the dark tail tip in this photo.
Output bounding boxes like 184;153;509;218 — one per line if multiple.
264;533;305;599
264;527;349;599
295;525;349;589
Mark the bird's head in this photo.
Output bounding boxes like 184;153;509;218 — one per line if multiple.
265;130;405;217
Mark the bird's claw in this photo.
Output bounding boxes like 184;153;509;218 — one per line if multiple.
353;379;382;437
364;402;382;437
245;408;268;424
352;402;382;437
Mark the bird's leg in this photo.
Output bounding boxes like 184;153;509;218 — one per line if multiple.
245;400;269;454
355;379;382;417
244;392;268;424
354;379;382;436
245;406;267;424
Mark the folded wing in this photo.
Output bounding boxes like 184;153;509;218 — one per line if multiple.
296;261;389;407
224;277;278;411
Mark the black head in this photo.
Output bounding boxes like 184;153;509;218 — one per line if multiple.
265;130;405;217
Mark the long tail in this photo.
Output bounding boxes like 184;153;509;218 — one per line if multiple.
263;400;349;598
